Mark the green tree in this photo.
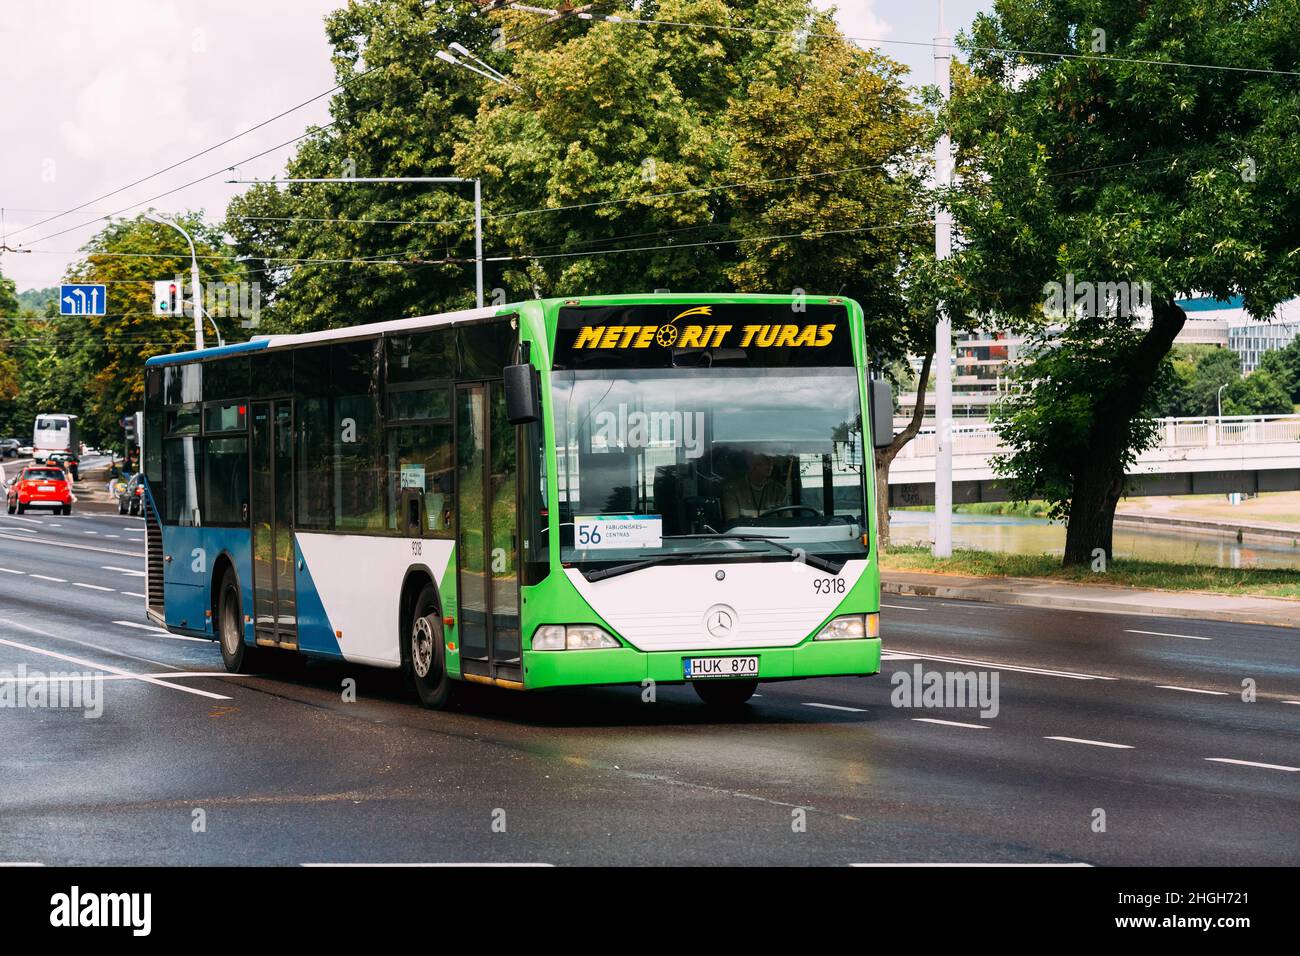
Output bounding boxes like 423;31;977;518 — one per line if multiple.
1184;347;1242;416
1256;336;1300;404
1223;368;1293;415
948;0;1300;565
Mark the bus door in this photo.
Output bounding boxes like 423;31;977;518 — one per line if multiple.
455;382;521;681
250;400;298;648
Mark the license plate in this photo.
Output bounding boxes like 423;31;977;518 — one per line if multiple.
38;485;55;492
683;656;758;680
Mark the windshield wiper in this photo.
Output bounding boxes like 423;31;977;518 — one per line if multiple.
661;533;843;575
582;548;744;582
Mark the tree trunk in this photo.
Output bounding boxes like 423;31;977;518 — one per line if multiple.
1061;297;1187;566
874;348;935;549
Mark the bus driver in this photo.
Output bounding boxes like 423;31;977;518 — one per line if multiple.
722;451;790;521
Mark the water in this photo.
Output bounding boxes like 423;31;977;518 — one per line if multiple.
887;510;1300;570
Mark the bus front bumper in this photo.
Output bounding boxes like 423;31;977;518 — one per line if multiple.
521;638;881;690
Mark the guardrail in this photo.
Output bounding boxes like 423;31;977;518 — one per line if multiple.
897;414;1300;458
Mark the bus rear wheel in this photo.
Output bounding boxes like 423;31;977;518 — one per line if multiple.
693;679;758;708
218;570;258;673
407;583;454;709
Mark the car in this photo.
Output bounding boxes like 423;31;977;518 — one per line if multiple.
5;465;73;515
117;473;146;515
17;445;33;457
0;438;19;458
45;450;79;480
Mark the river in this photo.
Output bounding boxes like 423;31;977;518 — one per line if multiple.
887;510;1300;570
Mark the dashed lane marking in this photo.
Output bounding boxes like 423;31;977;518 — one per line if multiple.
912;718;990;730
881;603;928;611
802;702;868;713
1045;736;1133;750
1155;685;1230;696
1125;628;1212;641
1204;758;1300;773
72;583;115;592
29;574;66;583
887;649;1116;681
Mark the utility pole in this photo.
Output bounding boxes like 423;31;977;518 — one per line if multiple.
933;1;954;558
226;176;485;309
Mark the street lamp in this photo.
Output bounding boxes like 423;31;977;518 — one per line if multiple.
933;0;954;558
142;212;223;350
1217;381;1228;418
227;177;486;308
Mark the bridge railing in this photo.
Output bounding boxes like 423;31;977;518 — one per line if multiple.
898;414;1300;458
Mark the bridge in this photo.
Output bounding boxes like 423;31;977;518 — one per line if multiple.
887;415;1300;507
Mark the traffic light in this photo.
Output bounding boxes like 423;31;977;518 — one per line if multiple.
153;280;180;316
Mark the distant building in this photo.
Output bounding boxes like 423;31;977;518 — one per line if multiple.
900;295;1299;419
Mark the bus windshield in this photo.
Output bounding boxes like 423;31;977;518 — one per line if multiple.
552;365;868;568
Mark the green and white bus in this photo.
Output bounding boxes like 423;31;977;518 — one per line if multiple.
142;293;891;707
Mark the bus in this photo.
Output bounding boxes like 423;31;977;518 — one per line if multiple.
33;413;81;477
142;293;893;708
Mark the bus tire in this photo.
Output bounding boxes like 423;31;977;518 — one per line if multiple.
218;569;258;673
693;679;758;708
407;583;454;709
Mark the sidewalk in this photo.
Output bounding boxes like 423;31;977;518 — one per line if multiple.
882;569;1300;629
1113;511;1300;542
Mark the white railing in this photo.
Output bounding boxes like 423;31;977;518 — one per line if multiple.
898;415;1300;458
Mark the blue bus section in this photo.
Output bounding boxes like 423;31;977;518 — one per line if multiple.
292;539;344;660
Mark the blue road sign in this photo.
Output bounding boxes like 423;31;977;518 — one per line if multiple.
59;283;107;316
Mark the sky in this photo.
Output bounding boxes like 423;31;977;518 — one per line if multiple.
0;0;992;294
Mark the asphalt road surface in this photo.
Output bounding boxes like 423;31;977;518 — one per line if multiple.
1;508;1296;866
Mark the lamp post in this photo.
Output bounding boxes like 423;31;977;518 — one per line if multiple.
143;212;219;349
933;0;953;558
1217;381;1228;418
227;177;485;308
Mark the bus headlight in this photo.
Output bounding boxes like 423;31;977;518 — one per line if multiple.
532;624;621;650
814;613;879;640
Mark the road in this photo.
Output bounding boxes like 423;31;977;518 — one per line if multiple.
0;507;1296;866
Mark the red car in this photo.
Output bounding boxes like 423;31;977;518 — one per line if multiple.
6;465;74;515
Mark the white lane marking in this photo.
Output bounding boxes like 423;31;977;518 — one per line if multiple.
0;568;24;575
29;574;67;583
881;603;928;611
112;620;210;643
880;652;918;660
1155;685;1230;696
888;649;1116;681
939;602;1009;611
83;531;98;535
0;515;44;525
0;526;38;534
0;632;230;700
1284;701;1300;706
72;583;115;592
104;535;119;539
0;534;139;558
1045;736;1133;750
802;702;868;713
851;863;1091;867
0;862;44;867
122;591;146;599
2;671;243;683
300;862;554;867
912;718;990;730
1125;628;1212;641
127;538;143;543
102;565;145;577
1204;758;1300;773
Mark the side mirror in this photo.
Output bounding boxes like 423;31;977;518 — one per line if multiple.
504;363;540;425
869;377;895;448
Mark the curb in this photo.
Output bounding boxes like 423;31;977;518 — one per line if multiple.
881;578;1298;630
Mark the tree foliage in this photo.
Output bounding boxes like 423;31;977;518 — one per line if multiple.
948;0;1300;564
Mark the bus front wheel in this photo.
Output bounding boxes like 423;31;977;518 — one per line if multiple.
407;584;455;710
693;679;758;708
218;570;258;673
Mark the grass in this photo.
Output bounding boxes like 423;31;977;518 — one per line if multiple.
879;544;1300;599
